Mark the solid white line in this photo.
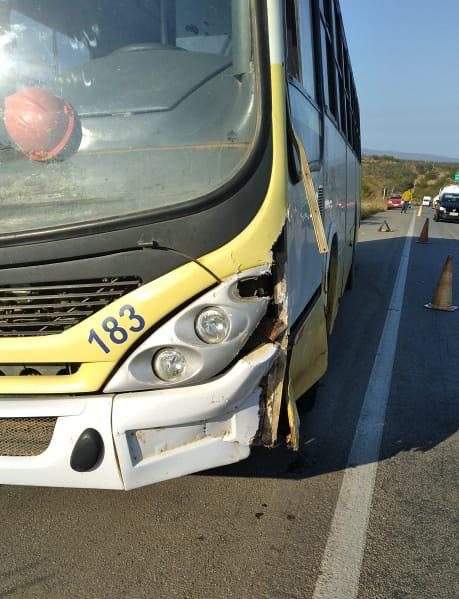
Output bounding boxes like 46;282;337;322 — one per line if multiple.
312;214;416;599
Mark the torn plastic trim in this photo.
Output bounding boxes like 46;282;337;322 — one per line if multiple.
259;234;294;448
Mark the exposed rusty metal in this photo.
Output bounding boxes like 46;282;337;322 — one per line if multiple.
260;338;288;447
258;315;288;342
286;381;300;451
259;241;292;447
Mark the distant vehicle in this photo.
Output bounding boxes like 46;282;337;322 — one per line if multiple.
432;195;440;207
387;193;403;209
434;185;459;222
422;196;432;206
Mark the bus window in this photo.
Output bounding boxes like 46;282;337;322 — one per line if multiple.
319;24;329;108
320;17;337;120
298;0;317;103
287;1;321;164
286;0;300;80
319;0;333;31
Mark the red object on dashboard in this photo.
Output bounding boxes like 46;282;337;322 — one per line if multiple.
4;87;76;161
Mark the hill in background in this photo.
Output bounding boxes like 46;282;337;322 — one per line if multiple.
363;148;459;164
361;155;459;218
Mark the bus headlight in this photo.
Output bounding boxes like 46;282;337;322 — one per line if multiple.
195;307;230;344
439;206;446;212
104;267;271;393
153;348;187;382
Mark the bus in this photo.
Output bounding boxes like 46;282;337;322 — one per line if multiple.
0;0;360;490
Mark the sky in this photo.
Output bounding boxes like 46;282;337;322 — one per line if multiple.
340;0;459;159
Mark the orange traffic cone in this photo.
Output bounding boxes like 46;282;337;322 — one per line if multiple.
424;256;457;312
416;218;429;244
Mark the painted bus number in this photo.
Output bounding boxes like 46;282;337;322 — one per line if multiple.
88;304;146;354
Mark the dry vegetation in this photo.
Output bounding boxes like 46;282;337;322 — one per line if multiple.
361;155;459;219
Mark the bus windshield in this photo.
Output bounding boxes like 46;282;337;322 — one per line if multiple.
0;0;258;235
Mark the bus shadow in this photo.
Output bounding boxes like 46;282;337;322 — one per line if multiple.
201;232;459;482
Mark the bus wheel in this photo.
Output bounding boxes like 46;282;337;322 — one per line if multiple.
325;239;339;335
345;244;356;291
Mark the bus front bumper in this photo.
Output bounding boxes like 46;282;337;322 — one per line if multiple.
0;344;278;490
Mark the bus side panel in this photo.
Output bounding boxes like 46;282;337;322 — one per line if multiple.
285;84;328;402
289;294;328;401
285;170;323;326
286;86;323;327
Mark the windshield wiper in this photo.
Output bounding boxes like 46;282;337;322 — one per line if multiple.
137;239;221;283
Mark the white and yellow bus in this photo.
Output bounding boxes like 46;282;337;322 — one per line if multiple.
0;0;360;489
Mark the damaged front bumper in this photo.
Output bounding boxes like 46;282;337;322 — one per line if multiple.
0;343;279;490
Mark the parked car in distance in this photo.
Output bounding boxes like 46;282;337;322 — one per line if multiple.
422;196;432;206
434;185;459;222
387;193;403;209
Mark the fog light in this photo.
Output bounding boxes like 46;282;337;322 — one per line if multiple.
195;307;230;344
153;348;187;382
70;428;104;472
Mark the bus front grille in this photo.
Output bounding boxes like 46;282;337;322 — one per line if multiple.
0;364;80;376
0;277;141;337
0;417;57;456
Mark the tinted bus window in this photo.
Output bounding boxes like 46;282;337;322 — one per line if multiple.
298;0;316;102
286;0;300;80
320;24;330;108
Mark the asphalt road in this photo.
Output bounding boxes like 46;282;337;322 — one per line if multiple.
1;206;458;599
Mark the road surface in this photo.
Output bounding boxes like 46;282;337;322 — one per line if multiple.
1;206;458;599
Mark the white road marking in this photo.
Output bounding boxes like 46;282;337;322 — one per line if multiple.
312;214;417;599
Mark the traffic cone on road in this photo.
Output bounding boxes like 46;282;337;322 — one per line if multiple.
417;218;429;244
424;256;458;312
378;220;392;232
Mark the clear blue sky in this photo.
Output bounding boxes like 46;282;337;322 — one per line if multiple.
340;0;459;159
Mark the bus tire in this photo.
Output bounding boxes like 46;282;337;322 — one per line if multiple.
345;210;358;291
345;244;356;291
325;238;339;335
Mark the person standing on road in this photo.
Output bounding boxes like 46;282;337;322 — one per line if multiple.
401;189;412;213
